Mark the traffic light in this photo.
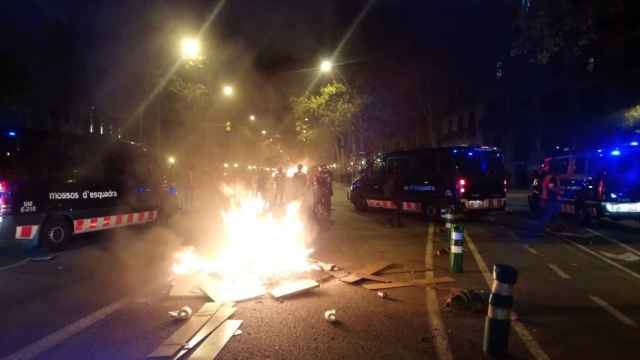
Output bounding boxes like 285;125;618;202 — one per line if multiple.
225;121;232;132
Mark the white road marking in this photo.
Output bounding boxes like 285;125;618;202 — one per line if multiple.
586;228;640;257
425;224;453;360
1;298;128;360
465;233;551;360
589;295;638;328
561;237;640;281
524;245;540;255
547;263;571;279
0;259;30;272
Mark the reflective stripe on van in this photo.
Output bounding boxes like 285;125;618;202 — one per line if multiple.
15;225;39;240
73;210;157;234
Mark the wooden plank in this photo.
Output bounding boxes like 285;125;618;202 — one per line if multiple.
340;262;392;283
176;305;236;358
195;302;222;317
169;283;206;298
362;282;413;290
270;279;319;298
360;274;393;283
380;268;429;275
200;277;265;303
411;276;456;287
147;316;210;358
361;277;456;290
185;320;243;360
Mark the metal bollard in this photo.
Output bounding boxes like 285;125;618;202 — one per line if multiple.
483;264;518;357
450;224;464;273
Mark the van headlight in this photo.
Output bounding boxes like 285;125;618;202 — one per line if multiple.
604;202;640;213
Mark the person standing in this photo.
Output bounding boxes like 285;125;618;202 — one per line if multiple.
292;164;307;200
273;167;286;206
384;166;403;227
540;169;562;229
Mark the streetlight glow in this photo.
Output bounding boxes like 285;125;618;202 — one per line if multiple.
320;59;333;73
261;129;267;136
167;156;176;165
222;85;234;97
180;37;201;60
249;115;256;121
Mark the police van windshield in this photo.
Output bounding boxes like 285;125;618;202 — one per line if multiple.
454;150;504;178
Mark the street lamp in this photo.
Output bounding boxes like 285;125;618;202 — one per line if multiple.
167;156;176;165
249;114;256;121
180;37;201;60
320;59;333;73
222;85;234;97
261;129;267;136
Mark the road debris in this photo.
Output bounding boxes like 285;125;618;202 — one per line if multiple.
169;306;193;320
445;289;489;313
185;319;243;360
363;276;456;290
270;279;319;299
361;274;393;283
340;262;392;283
324;309;337;322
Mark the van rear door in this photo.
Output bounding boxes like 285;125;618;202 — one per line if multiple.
454;149;505;199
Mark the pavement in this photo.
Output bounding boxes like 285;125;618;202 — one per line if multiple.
0;186;639;359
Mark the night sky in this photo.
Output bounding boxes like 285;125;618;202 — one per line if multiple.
0;0;514;124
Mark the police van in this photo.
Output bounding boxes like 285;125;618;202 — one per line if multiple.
1;128;176;250
528;142;640;224
349;146;507;217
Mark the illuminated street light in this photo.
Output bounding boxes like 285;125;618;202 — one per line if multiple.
223;163;229;168
233;163;239;168
167;156;176;165
249;115;256;121
180;37;201;60
261;129;267;136
320;59;333;73
222;85;234;97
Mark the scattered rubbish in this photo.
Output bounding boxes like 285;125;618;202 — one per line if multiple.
233;329;243;336
436;248;449;256
599;251;640;262
169;306;193;320
445;289;489;313
318;262;337;271
270;279;319;299
324;309;337;322
180;305;236;353
361;274;393;283
185;319;243;360
377;291;387;299
307;269;334;283
379;268;429;275
147;303;216;359
411;276;456;287
363;281;412;290
30;255;57;262
340;262;392;283
363;276;456;290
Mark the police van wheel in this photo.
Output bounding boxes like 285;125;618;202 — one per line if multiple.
352;194;368;212
41;217;72;251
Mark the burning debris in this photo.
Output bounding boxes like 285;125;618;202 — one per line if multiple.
170;186;317;303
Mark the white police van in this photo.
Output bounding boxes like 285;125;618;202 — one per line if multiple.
0;128;176;250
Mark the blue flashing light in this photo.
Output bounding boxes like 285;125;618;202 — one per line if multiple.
631;141;639;146
610;149;621;156
7;131;16;137
452;149;458;153
467;152;474;156
610;193;617;199
597;149;603;153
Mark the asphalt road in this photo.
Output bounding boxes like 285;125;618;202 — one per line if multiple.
1;186;640;359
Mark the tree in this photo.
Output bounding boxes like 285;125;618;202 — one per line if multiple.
511;0;624;65
290;81;365;163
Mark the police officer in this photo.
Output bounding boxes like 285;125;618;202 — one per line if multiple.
273;167;286;206
540;168;561;227
292;164;307;200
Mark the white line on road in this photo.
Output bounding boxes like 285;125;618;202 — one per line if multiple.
561;237;640;281
0;259;30;272
589;295;638;328
585;228;640;257
425;224;453;360
524;245;540;255
1;298;128;360
465;233;551;360
547;263;571;279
